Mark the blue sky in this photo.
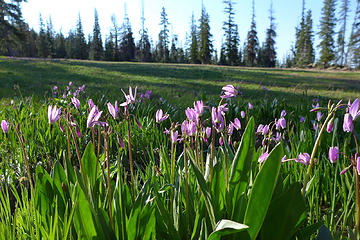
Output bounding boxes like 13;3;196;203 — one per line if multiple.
22;0;358;61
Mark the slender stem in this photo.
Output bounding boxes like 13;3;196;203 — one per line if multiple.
97;126;101;158
209;127;215;183
127;116;135;186
69;124;86;185
66;125;71;164
183;137;189;237
302;112;333;195
105;134;114;229
354;133;360;238
170;142;175;185
92;128;96;152
354;166;360;238
201;139;204;174
15;129;34;194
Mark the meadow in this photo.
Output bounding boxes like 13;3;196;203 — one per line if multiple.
0;58;360;239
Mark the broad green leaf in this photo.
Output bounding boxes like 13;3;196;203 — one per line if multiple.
208;219;249;240
243;143;283;240
72;185;99;239
81;142;100;190
227;117;255;221
35;165;54;220
260;182;307;240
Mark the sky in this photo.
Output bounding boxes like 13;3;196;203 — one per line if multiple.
21;0;358;61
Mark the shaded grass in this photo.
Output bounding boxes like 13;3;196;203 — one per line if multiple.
0;58;359;106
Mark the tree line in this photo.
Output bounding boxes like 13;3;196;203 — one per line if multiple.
0;0;359;69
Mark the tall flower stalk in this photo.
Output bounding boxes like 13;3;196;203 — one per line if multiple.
302;100;342;195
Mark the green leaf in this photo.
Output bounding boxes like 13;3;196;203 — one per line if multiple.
296;221;325;240
35;165;54;220
72;184;99;239
188;153;216;229
81;142;100;190
227;117;255;222
208;219;249;240
243;143;283;240
260;182;307;240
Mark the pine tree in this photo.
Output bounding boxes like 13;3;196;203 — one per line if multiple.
104;33;114;61
263;0;277;67
119;10;135;61
136;2;152;62
318;0;337;68
65;29;76;58
74;14;88;59
199;5;213;64
170;35;178;63
245;0;259;66
36;14;50;58
219;42;227;65
295;0;307;66
303;10;315;65
348;0;360;68
89;9;103;60
223;0;239;65
111;15;120;61
189;13;200;64
157;7;170;62
46;17;55;57
54;31;66;58
337;0;350;66
0;0;26;56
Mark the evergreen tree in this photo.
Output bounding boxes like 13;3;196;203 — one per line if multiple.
136;4;152;62
199;5;213;64
111;15;120;61
219;42;227;65
46;17;55;57
74;14;88;59
295;0;306;66
36;14;50;58
157;7;170;62
65;29;76;59
119;12;135;61
89;9;103;60
337;0;350;66
263;0;277;67
222;0;239;65
104;33;114;61
348;0;360;68
22;25;38;57
189;13;200;64
0;0;26;55
318;0;337;68
245;0;259;66
303;10;315;65
54;31;66;58
170;35;178;63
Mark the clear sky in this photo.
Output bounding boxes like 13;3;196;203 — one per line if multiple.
21;0;358;61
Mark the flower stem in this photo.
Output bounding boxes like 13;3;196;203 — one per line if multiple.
209;127;215;184
105;134;114;229
66;124;71;164
127;117;135;186
302;112;333;195
15;128;34;195
353;133;360;238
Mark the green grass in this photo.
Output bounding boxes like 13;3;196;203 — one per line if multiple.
1;58;359;106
